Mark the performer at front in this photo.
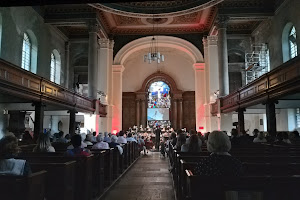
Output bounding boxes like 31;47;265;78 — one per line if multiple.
155;127;161;151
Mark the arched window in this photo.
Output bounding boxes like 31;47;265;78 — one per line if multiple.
21;33;31;71
289;26;297;59
283;23;298;62
50;50;61;84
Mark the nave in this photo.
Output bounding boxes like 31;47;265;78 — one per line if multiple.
103;152;175;200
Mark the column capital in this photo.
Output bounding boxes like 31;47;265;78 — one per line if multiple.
112;65;125;73
193;63;205;71
215;15;229;29
207;35;218;46
88;20;100;33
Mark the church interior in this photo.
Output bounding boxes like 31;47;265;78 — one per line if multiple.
1;0;300;199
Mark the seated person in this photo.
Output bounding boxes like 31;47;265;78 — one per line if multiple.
65;134;91;157
33;133;55;152
109;135;123;155
21;131;35;145
56;131;68;143
103;132;111;143
194;131;243;176
126;133;137;143
91;132;97;143
174;133;186;151
0;134;31;176
273;132;288;145
92;134;110;150
181;134;202;152
117;131;127;144
84;134;94;146
253;132;267;143
67;133;87;149
283;132;292;144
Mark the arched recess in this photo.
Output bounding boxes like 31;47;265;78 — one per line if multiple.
137;71;181;94
114;35;204;65
282;22;296;63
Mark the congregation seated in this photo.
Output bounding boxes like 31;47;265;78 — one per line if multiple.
103;132;111;143
117;131;127;144
126;133;137;143
194;131;243;176
67;134;88;149
109;135;123;155
21;131;35;145
253;132;267;143
291;130;300;143
0;134;32;176
137;136;146;154
283;132;292;144
175;133;186;151
33;133;55;152
55;131;68;143
65;134;91;157
273;132;289;145
181;134;202;152
92;134;110;150
84;134;94;146
169;132;177;147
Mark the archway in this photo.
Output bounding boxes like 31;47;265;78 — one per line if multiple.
112;36;204;132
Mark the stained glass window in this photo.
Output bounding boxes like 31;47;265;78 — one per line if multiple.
21;33;31;71
148;81;170;108
289;26;298;59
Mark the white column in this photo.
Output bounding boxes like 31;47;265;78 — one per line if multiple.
65;41;70;89
88;23;99;99
217;16;230;96
194;63;206;132
207;35;220;132
97;39;114;133
107;40;114;133
112;65;125;133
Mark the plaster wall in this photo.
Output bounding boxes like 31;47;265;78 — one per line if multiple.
252;0;300;70
0;7;67;85
122;47;195;92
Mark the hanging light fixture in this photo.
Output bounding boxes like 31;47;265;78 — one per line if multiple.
144;15;165;64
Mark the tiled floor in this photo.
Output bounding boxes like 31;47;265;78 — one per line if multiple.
103;152;175;200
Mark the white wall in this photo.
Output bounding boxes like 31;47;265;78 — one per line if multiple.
122;47;195;92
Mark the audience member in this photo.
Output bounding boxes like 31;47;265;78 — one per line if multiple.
21;131;35;144
117;131;127;144
0;134;32;176
92;134;110;150
273;132;288;146
109;135;123;155
84;134;94;146
175;133;186;151
253;132;267;143
194;131;243;176
283;132;292;144
56;131;68;143
91;132;97;142
137;136;146;155
33;133;55;152
126;133;137;143
103;132;111;143
65;134;90;157
181;134;202;152
230;129;239;145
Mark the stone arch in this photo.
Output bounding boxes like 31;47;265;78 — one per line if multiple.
114;35;204;65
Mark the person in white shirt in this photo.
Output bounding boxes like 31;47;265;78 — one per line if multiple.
126;133;137;143
92;134;110;150
117;131;127;144
253;132;267;143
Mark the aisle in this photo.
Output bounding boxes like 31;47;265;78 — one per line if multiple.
103;152;175;200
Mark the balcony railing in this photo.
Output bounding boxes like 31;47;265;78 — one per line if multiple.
214;56;300;114
0;58;95;113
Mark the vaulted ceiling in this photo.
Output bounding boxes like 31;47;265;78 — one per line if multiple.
36;0;284;38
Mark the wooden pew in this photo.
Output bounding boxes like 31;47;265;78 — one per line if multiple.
185;170;300;200
18;154;94;200
0;170;47;200
112;148;120;179
30;161;76;200
89;150;105;198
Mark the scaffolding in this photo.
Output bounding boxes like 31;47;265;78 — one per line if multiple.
245;44;270;84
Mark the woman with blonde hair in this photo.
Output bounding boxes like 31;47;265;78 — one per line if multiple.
33;133;55;152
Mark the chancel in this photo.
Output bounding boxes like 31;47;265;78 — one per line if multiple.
1;0;300;200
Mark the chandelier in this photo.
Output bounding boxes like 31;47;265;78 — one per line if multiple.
144;36;164;64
